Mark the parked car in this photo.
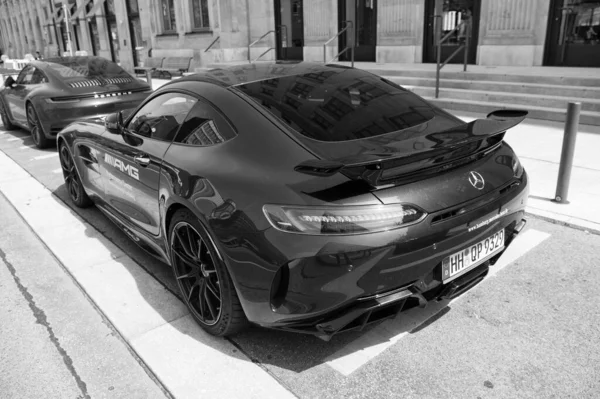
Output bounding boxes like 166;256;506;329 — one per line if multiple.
56;62;529;339
0;56;152;148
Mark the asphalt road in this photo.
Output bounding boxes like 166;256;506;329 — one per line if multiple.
1;126;599;398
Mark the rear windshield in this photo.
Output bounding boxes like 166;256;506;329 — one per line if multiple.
235;68;436;142
46;57;131;80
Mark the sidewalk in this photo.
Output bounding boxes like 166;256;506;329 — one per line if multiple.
0;191;168;398
149;77;600;235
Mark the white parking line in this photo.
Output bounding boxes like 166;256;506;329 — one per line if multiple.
7;137;23;141
0;150;294;399
325;228;551;376
53;168;62;174
19;145;33;150
32;153;59;160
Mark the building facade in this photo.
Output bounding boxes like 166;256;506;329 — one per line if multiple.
1;0;598;72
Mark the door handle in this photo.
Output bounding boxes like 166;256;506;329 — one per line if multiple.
133;154;150;166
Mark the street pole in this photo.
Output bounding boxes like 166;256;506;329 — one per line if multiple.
554;102;581;204
63;4;73;56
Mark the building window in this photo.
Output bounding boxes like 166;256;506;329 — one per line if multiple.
161;0;177;33
191;0;210;30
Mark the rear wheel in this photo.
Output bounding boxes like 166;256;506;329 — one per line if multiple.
169;209;248;336
0;101;16;130
59;143;92;208
27;103;51;149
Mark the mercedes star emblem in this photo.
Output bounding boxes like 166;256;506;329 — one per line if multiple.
468;171;485;190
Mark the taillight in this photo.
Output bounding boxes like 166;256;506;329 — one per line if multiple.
263;204;426;235
512;156;524;178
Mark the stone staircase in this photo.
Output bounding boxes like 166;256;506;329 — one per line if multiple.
359;67;600;126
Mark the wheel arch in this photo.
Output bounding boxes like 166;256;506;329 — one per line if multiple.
163;200;226;266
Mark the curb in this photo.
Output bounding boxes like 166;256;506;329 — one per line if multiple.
525;209;600;236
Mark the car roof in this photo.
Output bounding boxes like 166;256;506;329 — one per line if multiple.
175;62;354;88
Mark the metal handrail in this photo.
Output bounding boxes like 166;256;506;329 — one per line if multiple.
248;30;275;63
252;47;275;63
435;17;469;98
204;36;220;53
323;21;354;67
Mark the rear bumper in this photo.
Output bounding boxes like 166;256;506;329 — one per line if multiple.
225;171;529;337
34;92;150;136
265;218;527;340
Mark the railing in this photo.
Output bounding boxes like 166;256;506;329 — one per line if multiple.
204;36;220;53
434;17;470;98
248;30;275;63
323;21;354;67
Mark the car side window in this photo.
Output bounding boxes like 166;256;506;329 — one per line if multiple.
16;66;35;85
30;69;48;84
173;100;237;146
127;92;196;142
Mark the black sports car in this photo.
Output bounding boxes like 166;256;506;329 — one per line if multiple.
0;56;151;149
57;63;529;339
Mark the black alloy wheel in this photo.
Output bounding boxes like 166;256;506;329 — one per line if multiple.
27;103;50;149
0;101;16;130
169;209;247;336
59;143;92;208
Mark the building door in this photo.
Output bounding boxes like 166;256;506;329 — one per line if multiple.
105;0;120;63
275;0;304;61
545;0;600;67
126;0;142;66
338;0;377;62
423;0;480;64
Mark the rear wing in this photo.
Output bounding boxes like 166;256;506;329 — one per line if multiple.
294;110;528;185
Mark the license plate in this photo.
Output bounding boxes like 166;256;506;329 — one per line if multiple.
442;229;505;283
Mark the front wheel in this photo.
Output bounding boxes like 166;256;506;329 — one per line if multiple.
169;209;248;336
27;103;51;149
59;143;92;208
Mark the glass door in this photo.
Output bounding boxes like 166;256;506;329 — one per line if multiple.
126;0;142;66
423;0;480;64
545;0;600;67
338;0;377;62
275;0;304;61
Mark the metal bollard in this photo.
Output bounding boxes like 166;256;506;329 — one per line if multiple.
145;69;152;88
554;102;581;204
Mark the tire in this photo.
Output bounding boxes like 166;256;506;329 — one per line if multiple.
27;103;51;149
0;100;16;130
169;209;248;336
59;143;93;208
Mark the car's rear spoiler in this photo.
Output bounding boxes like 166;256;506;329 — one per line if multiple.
294;109;528;180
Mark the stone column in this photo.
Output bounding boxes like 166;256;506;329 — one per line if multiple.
0;20;9;55
303;0;337;62
377;0;425;63
113;0;135;71
25;0;44;55
3;8;19;58
15;16;28;58
477;0;551;66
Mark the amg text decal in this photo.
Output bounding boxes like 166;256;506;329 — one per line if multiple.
104;153;139;180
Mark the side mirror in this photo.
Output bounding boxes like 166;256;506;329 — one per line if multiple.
105;111;123;134
4;76;15;88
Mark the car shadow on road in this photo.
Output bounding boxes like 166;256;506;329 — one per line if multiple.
48;181;455;375
0;128;56;153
